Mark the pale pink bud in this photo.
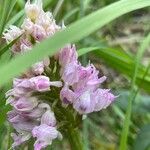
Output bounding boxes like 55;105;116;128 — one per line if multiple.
41;110;56;127
11;132;31;148
43;57;50;67
60;84;76;104
32;24;46;41
29;76;50;92
94;89;116;111
32;62;45;75
59;45;78;67
21;18;34;34
5;88;30;98
3;25;23;43
13;97;38;112
46;22;61;36
62;62;79;85
36;12;56;30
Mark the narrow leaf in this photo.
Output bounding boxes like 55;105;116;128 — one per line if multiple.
0;0;150;86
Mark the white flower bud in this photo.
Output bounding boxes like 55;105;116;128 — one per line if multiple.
3;25;23;43
25;0;42;21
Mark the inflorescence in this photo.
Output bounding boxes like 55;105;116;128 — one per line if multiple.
3;0;116;149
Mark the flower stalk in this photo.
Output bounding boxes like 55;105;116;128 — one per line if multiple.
67;127;83;150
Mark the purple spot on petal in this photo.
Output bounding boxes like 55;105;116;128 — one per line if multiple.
63;97;70;104
79;106;86;112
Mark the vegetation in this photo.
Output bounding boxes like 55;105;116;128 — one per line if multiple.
0;0;150;150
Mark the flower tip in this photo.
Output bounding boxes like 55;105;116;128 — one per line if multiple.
82;115;87;120
61;21;66;29
58;132;63;140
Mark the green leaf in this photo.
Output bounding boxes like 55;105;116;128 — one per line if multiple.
133;125;150;150
6;10;24;28
53;0;64;17
43;0;53;8
0;0;17;36
63;8;79;22
0;106;11;126
114;90;150;114
0;0;10;35
6;0;17;22
17;0;25;9
0;0;150;86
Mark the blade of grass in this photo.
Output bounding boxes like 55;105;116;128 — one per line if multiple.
83;0;92;10
0;0;10;35
63;8;79;22
17;0;25;9
0;0;150;86
119;33;150;150
53;0;64;17
0;35;22;57
43;0;53;8
0;0;17;36
6;0;17;22
79;0;90;66
6;10;24;28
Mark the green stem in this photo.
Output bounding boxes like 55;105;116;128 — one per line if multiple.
62;107;84;150
67;127;84;150
45;61;84;150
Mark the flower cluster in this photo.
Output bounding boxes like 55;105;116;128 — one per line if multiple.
59;45;116;114
6;75;62;149
4;0;62;149
3;0;116;149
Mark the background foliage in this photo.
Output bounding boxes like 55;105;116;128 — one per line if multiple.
0;0;150;150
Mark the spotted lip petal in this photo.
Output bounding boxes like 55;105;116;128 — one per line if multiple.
94;89;116;111
32;124;61;150
73;90;96;114
60;84;76;104
41;110;56;127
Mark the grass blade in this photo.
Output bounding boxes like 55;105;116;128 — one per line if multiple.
0;0;150;86
43;0;53;8
63;8;79;22
0;0;10;35
6;0;17;22
53;0;64;17
119;33;150;150
17;0;25;9
6;10;24;28
0;36;21;57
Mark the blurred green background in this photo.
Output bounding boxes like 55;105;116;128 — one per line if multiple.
0;0;150;150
